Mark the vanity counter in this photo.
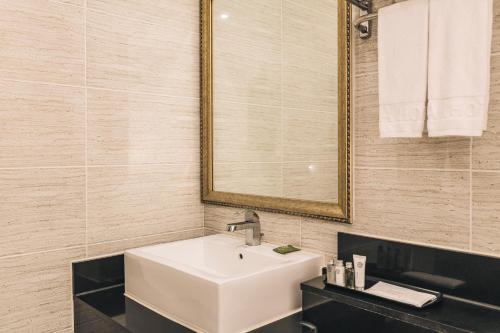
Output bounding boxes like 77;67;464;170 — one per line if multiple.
73;254;305;333
301;276;500;333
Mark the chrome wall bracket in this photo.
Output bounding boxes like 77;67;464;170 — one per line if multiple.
347;0;372;12
347;0;373;39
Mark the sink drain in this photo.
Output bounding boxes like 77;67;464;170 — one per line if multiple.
239;253;243;259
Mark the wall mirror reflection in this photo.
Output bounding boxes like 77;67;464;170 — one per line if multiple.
201;0;351;222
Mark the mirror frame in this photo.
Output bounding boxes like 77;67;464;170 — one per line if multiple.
201;0;352;222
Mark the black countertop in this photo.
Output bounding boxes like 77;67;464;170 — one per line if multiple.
74;284;305;333
73;232;500;333
301;276;500;333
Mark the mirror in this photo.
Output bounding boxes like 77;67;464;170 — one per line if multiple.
201;0;351;222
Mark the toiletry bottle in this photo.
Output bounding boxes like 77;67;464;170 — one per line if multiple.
335;260;345;287
353;255;366;291
326;260;336;284
345;262;355;289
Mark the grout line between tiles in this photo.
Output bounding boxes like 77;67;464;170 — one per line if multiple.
469;138;473;250
354;166;470;172
86;86;200;100
47;0;83;8
202;204;206;230
0;78;84;89
84;0;88;259
284;0;338;20
280;0;285;199
0;166;85;171
85;227;205;248
87;162;200;168
0;163;200;171
0;78;200;101
85;6;200;33
0;245;85;261
217;98;336;115
470;169;500;173
299;218;302;247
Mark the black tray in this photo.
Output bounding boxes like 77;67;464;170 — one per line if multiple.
324;275;442;309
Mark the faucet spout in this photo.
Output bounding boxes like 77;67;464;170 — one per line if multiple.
226;210;262;246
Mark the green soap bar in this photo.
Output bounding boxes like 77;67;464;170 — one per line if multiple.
273;245;301;255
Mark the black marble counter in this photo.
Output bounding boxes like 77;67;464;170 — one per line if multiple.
73;233;500;333
73;255;305;333
301;276;500;333
74;285;305;333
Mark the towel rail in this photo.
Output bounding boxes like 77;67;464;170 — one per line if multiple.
347;0;396;39
354;12;378;36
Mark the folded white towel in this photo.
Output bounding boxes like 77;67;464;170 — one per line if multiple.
427;0;493;137
378;0;429;138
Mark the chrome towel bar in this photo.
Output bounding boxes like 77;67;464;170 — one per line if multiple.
347;0;397;39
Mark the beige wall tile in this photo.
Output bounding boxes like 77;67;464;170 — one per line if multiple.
0;80;85;168
492;0;500;54
286;0;337;15
355;168;470;249
283;0;337;55
204;228;219;236
354;19;378;76
283;43;338;112
213;101;281;163
0;0;205;332
301;218;346;255
87;228;204;257
355;73;470;169
87;0;198;30
213;37;281;106
204;205;301;246
213;163;283;197
51;0;84;6
53;328;74;333
283;162;338;203
473;55;500;170
0;168;85;257
283;108;338;162
87;89;199;165
87;164;203;244
212;0;281;105
472;172;500;255
0;0;84;85
212;1;281;105
213;0;281;46
0;247;85;333
86;10;198;97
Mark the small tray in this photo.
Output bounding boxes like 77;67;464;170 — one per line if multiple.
324;275;442;309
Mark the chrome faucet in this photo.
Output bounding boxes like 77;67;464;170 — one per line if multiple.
226;210;262;246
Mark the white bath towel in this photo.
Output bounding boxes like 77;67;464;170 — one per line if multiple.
427;0;493;137
378;0;429;138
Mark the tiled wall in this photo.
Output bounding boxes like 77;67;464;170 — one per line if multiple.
3;0;500;332
205;0;500;260
212;0;339;202
0;1;202;332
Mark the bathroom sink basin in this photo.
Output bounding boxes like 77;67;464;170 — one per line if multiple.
125;234;322;333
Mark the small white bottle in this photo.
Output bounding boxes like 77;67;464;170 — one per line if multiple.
335;260;346;287
326;259;336;285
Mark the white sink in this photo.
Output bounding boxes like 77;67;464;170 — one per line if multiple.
125;234;322;333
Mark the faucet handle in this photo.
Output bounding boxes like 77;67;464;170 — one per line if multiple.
244;210;259;223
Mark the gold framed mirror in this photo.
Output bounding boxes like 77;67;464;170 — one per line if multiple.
201;0;351;222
